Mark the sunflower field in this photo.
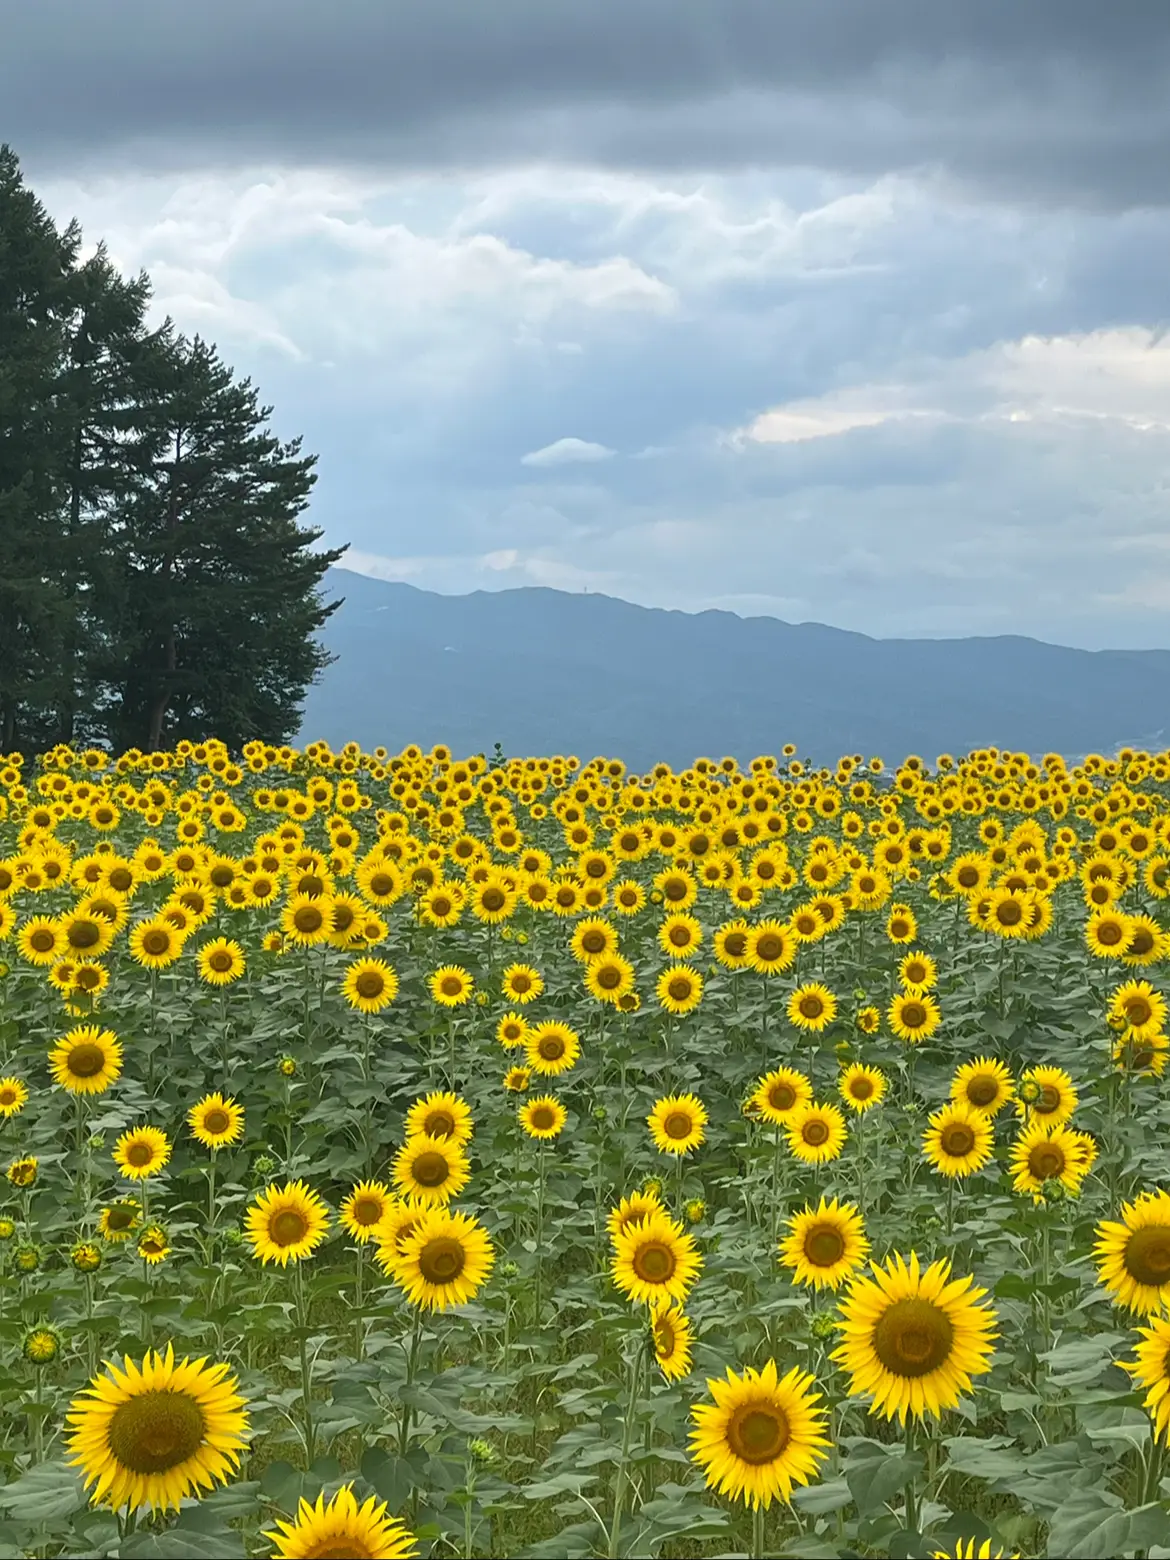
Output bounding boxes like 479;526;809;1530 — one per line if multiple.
2;737;1170;1559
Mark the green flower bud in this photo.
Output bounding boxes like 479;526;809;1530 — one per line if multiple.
22;1326;61;1365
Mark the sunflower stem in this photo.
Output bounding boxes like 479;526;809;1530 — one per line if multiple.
903;1416;920;1532
294;1260;316;1466
608;1336;645;1560
751;1502;766;1560
399;1306;423;1455
532;1142;547;1330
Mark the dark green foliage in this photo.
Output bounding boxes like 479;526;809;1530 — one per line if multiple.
0;144;345;754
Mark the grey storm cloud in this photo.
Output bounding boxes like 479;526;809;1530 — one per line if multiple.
6;0;1170;207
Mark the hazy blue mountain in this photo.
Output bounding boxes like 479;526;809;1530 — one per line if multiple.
298;568;1170;768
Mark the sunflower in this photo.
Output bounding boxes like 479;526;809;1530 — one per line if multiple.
779;1196;869;1290
0;1075;29;1117
127;918;184;970
656;964;704;1015
786;1102;847;1165
922;1104;994;1179
265;1484;418;1559
98;1199;142;1244
855;1005;881;1035
392;1133;470;1206
608;1190;663;1244
611;1208;702;1306
501;963;544;1003
689;1359;830;1510
48;1026;123;1104
495;1012;528;1050
746;920;797;975
570;916;619;963
503;1065;532;1092
647;1094;708;1156
405;1091;473;1145
1096;1191;1170;1315
930;1543;1014;1560
195;937;245;986
113;1127;171;1181
1109;980;1168;1039
525;1021;581;1077
514;1090;566;1139
887;991;942;1044
65;1344;249;1514
60;909;116;959
7;1155;38;1188
428;964;474;1007
886;906;918;944
898;950;938;990
649;1300;694;1382
187;1093;245;1150
384;1206;494;1312
137;1225;171;1265
17;915;65;966
787;982;837;1033
374;1197;429;1255
584;953;636;1004
339;956;399;1016
832;1251;998;1422
1015;1065;1077;1125
280;893;334;947
658;913;703;960
1085;910;1134;959
1009;1122;1093;1201
245;1180;331;1266
838;1064;886;1113
340;1180;395;1244
951;1057;1014;1116
752;1067;813;1126
713;920;752;969
1124;1313;1170;1444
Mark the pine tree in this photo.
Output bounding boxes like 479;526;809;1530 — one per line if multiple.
0;145;79;750
104;331;346;751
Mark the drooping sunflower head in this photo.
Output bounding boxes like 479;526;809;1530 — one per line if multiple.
98;1199;142;1244
689;1358;830;1510
649;1300;694;1382
187;1093;244;1150
779;1197;869;1291
244;1180;331;1266
65;1344;249;1515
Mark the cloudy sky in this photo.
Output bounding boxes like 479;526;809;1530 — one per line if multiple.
8;1;1170;647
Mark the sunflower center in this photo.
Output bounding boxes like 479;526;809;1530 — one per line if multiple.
30;929;56;952
68;1043;106;1078
799;995;824;1018
724;933;747;957
633;1240;676;1283
768;1082;797;1112
756;935;783;962
905;964;927;984
419;1235;466;1284
412;1151;450;1188
653;1317;676;1357
597;965;622;989
209;951;234;972
966;1077;999;1107
425;1110;456;1138
805;1225;846;1267
901;1002;927;1028
356;972;385;998
1131;928;1156;956
538;1037;565;1061
940;1123;977;1158
511;973;532;992
1098;921;1124;945
668;978;692;1001
126;1142;155;1167
582;931;606;953
69;921;101;948
669;927;691;947
663;1112;693;1140
203;1109;231;1136
530;1106;555;1130
107;1390;206;1474
294;907;323;933
107;1205;136;1231
369;873;394;896
270;1210;310;1246
1035;1085;1061;1115
1125;1226;1170;1287
801;1120;830;1146
957;866;979;887
1029;1144;1066;1181
849;1078;874;1101
727;1403;790;1465
482;888;505;910
1126;998;1153;1026
871;1297;954;1378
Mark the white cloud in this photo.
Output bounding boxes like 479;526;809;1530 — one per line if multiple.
520;436;616;467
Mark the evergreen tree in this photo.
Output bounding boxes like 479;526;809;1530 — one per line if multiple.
0;145;79;750
104;331;345;751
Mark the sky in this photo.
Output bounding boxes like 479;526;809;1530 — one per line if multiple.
7;0;1170;648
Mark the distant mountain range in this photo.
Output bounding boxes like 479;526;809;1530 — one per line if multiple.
297;568;1169;768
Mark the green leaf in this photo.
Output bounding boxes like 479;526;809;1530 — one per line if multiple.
1045;1490;1170;1559
0;1462;86;1523
843;1439;925;1516
119;1530;246;1559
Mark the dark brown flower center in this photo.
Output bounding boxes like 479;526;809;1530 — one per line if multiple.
805;1225;846;1267
419;1235;465;1284
633;1241;676;1283
663;1111;693;1140
108;1390;206;1474
871;1297;955;1378
1125;1226;1170;1287
270;1209;309;1246
412;1151;450;1188
727;1403;790;1465
68;1043;106;1078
